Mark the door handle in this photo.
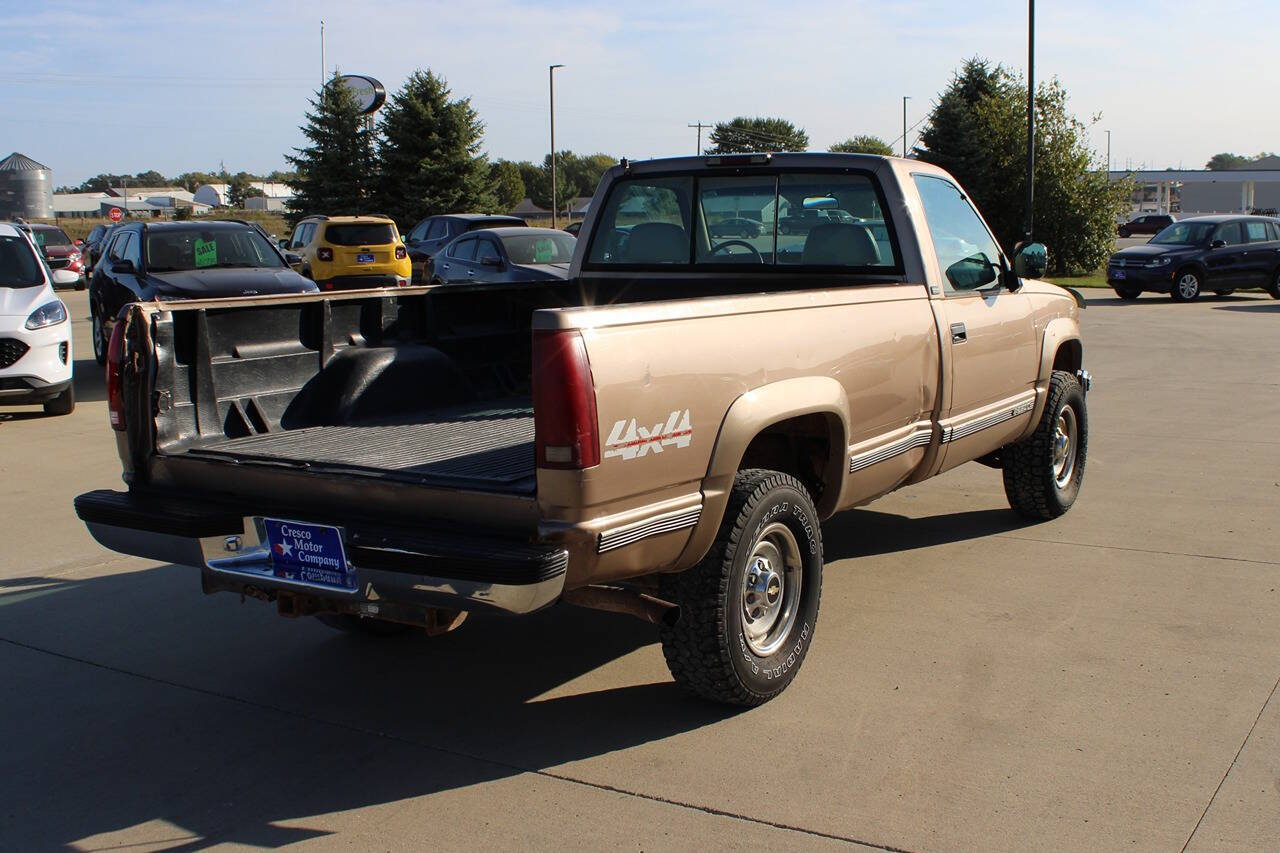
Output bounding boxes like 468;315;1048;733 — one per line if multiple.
950;322;967;344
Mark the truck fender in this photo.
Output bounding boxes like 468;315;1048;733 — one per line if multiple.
675;376;849;570
1018;317;1083;441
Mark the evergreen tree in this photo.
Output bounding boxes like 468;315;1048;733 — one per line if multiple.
286;77;373;224
374;69;494;230
914;58;1001;192
707;117;808;154
489;160;525;211
830;135;894;155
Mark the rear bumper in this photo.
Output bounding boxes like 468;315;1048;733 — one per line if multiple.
74;489;567;615
316;274;410;290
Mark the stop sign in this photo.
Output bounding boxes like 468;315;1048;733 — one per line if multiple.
108;207;123;222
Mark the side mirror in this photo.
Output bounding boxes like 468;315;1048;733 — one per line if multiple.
284;252;303;266
945;254;999;290
1209;239;1226;249
52;269;80;287
480;256;504;268
113;259;135;275
1013;242;1047;279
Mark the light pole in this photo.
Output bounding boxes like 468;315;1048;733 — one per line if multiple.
1105;129;1111;175
1023;0;1035;243
902;96;910;158
549;64;565;229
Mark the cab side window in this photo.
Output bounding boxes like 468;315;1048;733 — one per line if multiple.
913;174;1003;294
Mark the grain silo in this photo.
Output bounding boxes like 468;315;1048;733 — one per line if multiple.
0;152;55;219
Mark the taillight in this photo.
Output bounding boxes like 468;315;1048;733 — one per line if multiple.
533;329;600;469
394;245;407;260
317;247;333;262
106;315;128;431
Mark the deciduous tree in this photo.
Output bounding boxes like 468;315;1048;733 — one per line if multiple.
707;117;808;154
830;135;894;155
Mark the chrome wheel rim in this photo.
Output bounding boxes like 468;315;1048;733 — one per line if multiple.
1178;274;1198;299
741;522;803;657
1053;405;1078;488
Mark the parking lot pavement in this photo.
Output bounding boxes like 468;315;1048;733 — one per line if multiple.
2;289;1278;850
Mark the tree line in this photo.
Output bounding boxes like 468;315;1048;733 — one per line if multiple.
287;70;619;230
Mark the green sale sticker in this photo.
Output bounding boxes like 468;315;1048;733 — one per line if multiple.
194;239;217;268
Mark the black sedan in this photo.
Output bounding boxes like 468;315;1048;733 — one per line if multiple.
426;227;575;285
1106;215;1280;302
88;220;315;363
709;217;762;238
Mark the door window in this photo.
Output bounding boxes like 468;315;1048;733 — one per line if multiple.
913;174;1003;293
475;238;502;264
121;233;142;267
1214;222;1245;245
1269;222;1280;241
449;237;477;261
408;220;430;241
107;232;130;261
425;219;448;240
1245;221;1271;243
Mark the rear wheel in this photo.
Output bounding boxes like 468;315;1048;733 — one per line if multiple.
1115;287;1140;300
659;469;823;706
90;305;107;366
1268;268;1280;299
1118;227;1131;238
43;385;75;416
1171;269;1201;302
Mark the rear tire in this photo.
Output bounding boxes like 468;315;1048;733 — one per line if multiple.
43;385;75;416
1170;269;1201;302
1115;287;1140;300
1003;370;1088;520
1118;227;1131;238
1214;289;1234;296
91;306;107;366
659;469;823;707
1268;268;1280;300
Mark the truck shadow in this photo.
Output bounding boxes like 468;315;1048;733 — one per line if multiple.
823;506;1023;561
73;357;107;403
0;564;730;849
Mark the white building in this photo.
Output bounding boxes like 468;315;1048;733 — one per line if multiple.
194;181;295;208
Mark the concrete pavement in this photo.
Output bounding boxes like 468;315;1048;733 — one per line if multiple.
1;289;1277;851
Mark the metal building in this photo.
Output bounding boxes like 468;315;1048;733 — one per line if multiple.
0;152;55;220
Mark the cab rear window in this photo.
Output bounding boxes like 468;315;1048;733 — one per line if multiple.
325;223;396;246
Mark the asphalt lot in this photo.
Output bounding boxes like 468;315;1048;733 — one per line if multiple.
2;287;1278;851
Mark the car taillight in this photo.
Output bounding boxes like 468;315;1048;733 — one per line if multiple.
106;316;127;431
395;245;407;260
533;329;600;469
317;247;333;262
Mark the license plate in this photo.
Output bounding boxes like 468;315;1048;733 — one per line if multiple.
1112;270;1126;279
262;518;353;590
356;253;375;264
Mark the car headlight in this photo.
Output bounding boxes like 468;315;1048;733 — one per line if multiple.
25;300;67;330
1144;256;1172;268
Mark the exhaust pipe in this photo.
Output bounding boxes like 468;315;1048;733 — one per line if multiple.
563;585;680;627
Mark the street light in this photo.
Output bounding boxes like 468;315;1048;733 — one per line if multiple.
1105;129;1111;175
1023;0;1035;243
902;96;910;158
549;64;565;229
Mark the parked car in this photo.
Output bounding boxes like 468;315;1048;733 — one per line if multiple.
0;222;75;415
709;217;763;238
20;224;86;290
778;208;856;234
1106;215;1280;301
88;220;315;364
402;213;527;281
1117;213;1173;238
82;223;116;271
76;152;1090;708
427;227;575;285
283;215;411;290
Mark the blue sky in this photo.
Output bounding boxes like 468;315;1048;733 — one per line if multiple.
3;0;1277;186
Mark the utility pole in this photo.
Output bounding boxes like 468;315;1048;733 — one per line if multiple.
549;64;565;229
1105;129;1111;175
688;122;711;155
1023;0;1036;243
902;96;910;158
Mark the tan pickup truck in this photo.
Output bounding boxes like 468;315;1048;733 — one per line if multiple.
75;153;1090;706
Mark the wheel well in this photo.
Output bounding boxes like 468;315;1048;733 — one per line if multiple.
1052;339;1082;373
738;412;842;514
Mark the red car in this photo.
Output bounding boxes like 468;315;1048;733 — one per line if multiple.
25;223;86;290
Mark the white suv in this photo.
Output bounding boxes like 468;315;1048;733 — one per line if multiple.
0;223;75;415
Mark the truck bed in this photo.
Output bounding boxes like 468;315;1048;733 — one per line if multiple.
185;403;536;493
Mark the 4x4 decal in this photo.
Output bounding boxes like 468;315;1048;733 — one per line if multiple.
604;410;693;460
